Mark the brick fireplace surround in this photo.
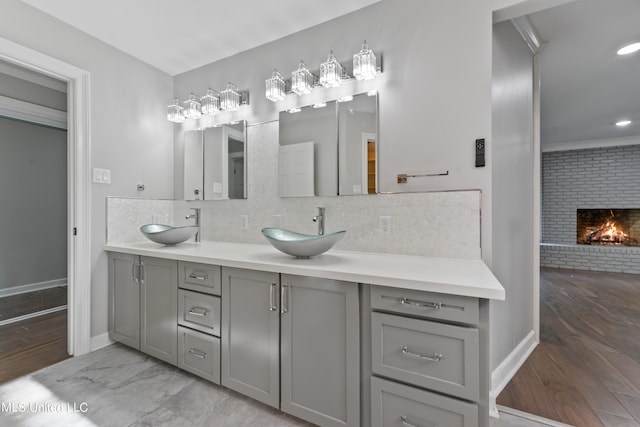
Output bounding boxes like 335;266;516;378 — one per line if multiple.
541;144;640;274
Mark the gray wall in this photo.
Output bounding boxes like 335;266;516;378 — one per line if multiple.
542;145;640;244
0;117;67;289
0;0;174;340
491;21;535;369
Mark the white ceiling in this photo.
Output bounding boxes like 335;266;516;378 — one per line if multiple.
20;0;382;76
529;0;640;146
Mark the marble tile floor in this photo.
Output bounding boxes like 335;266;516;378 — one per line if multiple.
0;343;567;427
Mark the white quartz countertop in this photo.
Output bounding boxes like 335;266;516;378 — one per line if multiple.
104;241;505;300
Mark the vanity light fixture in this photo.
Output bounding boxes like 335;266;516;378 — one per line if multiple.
220;82;241;111
167;98;185;123
319;51;344;88
200;89;220;115
616;120;632;127
617;42;640;56
353;40;378;81
292;60;315;95
265;69;286;102
183;93;202;119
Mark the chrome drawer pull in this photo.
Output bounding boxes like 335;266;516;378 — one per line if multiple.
400;297;441;310
188;306;209;316
401;415;436;427
189;272;208;281
401;345;443;362
269;283;278;311
188;348;207;359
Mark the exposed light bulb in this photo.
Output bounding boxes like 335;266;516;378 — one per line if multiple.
616;120;632;127
265;69;286;102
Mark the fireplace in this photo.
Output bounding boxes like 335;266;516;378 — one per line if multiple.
576;209;640;246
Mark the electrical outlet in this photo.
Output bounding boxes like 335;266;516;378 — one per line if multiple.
380;216;392;234
241;215;249;230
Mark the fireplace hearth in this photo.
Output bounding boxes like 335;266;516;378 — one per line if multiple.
577;209;640;246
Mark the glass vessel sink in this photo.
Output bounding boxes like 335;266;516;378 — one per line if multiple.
140;224;199;245
261;227;346;258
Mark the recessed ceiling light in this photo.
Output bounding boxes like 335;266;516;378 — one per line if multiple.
617;42;640;55
616;120;632;127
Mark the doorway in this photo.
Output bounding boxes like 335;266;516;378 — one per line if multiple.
0;36;92;357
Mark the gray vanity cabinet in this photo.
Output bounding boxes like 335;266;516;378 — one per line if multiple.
221;267;281;408
108;253;178;365
280;274;360;427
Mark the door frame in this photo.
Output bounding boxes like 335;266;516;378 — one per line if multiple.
0;36;92;356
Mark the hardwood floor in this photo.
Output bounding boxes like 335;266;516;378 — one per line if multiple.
498;268;640;427
0;287;70;384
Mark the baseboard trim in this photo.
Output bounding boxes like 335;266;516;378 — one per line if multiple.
91;332;115;352
490;330;537;416
0;305;66;327
0;278;67;298
498;405;573;426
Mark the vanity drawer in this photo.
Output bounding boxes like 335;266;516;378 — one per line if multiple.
371;285;479;325
179;262;221;295
178;289;221;336
178;326;220;384
371;312;479;401
371;377;478;427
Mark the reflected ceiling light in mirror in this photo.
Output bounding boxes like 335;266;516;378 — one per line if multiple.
367;90;378;97
312;102;326;109
201;89;220;115
292;60;314;95
616;120;632;126
266;69;286;102
220;82;241;111
287;107;301;113
337;95;354;103
353;40;377;81
320;51;343;88
167;98;185;123
183;93;202;119
617;42;640;55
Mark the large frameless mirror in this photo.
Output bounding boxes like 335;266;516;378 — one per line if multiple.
277;92;377;197
183;120;247;200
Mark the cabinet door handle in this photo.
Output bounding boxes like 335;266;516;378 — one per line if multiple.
139;262;145;284
399;297;441;310
188;306;209;317
400;345;443;362
131;262;139;284
188;272;208;281
400;414;436;427
269;283;278;311
280;283;288;314
188;348;208;359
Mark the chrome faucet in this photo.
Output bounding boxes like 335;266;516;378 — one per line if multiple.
312;207;325;236
186;207;201;242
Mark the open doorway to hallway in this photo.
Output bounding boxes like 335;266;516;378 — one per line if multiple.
0;60;70;382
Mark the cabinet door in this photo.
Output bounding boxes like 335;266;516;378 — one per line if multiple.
221;267;280;408
108;252;140;349
281;275;360;427
140;256;178;365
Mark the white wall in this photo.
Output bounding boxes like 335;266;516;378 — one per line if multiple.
491;20;535;388
0;0;174;339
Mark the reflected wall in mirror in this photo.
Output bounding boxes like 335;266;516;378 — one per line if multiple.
183;121;247;201
279;101;337;197
338;94;377;195
278;93;377;197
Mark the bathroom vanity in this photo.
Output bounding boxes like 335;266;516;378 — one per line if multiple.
105;241;504;427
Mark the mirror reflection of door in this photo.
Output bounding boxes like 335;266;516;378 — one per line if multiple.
228;136;245;199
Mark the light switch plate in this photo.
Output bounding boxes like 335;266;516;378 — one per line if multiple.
93;168;111;184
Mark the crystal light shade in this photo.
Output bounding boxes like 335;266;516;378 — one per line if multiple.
183;93;202;119
319;51;343;88
220;83;241;111
200;89;220;115
265;69;286;102
291;60;314;95
167;98;185;123
353;40;377;81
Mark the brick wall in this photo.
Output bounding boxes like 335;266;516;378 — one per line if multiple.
541;144;640;273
